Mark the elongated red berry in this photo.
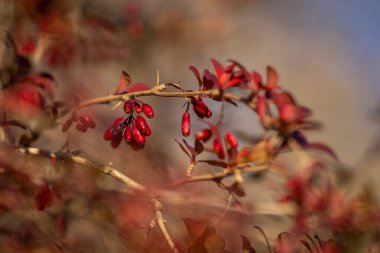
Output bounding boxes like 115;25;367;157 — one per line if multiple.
144;124;151;136
192;98;212;118
111;129;123;148
104;127;113;140
104;117;124;141
224;132;238;149
136;116;148;134
132;124;146;145
123;101;133;113
181;112;191;137
213;139;225;159
196;129;212;142
142;103;154;118
134;100;142;113
124;126;133;142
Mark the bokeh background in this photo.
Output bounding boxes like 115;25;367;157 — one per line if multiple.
0;0;379;252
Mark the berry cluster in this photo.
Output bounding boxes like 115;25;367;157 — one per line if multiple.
195;128;238;160
104;99;154;149
181;98;212;137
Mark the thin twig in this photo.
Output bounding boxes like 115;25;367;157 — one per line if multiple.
170;164;269;188
17;147;179;253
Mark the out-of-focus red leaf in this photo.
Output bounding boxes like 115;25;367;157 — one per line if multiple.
256;96;268;122
279;104;311;123
211;59;225;80
189;65;202;89
35;182;54;211
304;143;338;160
114;71;132;94
266;66;278;90
125;82;150;93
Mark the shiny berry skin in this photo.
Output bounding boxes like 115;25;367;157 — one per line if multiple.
132;124;146;145
111;129;123;148
123;101;134;113
104;117;124;141
195;129;212;142
213;139;225;159
144;124;151;136
142;103;154;118
104;127;113;140
181;112;191;137
192;98;212;119
224;132;238;149
133;100;142;113
124;126;133;142
136;116;148;135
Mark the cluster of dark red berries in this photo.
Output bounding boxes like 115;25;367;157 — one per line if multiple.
181;98;212;137
195;128;238;159
62;112;96;132
104;99;154;149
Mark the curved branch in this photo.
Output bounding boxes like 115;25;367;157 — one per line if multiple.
17;147;179;253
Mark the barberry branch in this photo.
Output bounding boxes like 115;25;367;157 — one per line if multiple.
17;147;179;253
78;84;243;109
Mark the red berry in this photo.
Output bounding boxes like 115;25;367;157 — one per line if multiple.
124;126;133;142
113;117;124;126
195;129;212;142
181;112;191;137
213;139;225;159
111;129;123;148
132;124;145;145
136;116;148;135
205;109;212;118
224;132;238;149
104;127;113;140
144;124;151;136
134;100;142;113
123;101;134;113
142;103;154;118
192;98;212;118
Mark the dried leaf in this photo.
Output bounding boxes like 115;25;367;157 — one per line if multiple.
241;235;256;253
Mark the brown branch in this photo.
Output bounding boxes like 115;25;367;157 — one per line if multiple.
17;147;179;253
170;164;269;188
78;84;243;109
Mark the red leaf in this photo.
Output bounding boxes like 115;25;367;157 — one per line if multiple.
211;59;225;80
266;66;278;90
305;143;338;160
280;104;311;123
189;65;202;90
114;71;132;94
35;182;54;211
125;82;150;93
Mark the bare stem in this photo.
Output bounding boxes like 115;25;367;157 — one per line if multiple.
17;147;179;253
170;164;269;188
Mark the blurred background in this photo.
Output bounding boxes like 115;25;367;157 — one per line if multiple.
0;0;379;252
